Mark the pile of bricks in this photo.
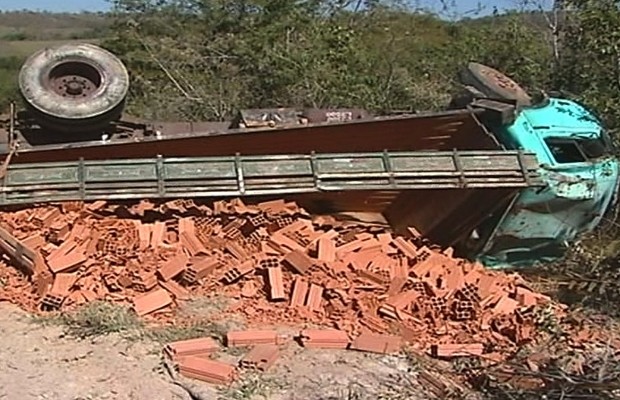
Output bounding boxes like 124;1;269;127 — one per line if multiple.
0;198;555;360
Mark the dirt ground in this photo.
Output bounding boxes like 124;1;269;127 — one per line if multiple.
0;301;432;400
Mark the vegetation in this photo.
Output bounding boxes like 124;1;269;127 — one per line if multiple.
101;0;554;121
1;2;618;128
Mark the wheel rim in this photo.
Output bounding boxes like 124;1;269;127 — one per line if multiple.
46;60;104;99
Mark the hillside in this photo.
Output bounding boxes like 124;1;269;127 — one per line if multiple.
0;11;109;41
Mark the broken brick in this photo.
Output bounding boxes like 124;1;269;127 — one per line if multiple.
282;250;313;274
239;344;279;371
430;343;484;358
157;252;189;281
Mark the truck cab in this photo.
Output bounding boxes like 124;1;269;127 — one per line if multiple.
475;97;619;266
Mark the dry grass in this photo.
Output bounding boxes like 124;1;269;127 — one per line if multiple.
31;301;142;338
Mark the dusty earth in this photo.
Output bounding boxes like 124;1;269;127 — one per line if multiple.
0;300;433;400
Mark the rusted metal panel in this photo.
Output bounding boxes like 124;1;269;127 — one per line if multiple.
301;108;370;123
5;108;500;163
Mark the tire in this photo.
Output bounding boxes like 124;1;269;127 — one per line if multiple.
18;43;129;132
459;62;531;106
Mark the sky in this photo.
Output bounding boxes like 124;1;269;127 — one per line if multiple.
0;0;535;14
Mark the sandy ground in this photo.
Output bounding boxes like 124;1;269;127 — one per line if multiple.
0;302;430;400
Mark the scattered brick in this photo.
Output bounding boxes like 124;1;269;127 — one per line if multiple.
0;198;567;365
290;277;309;307
430;343;484;358
159;280;191;301
226;330;279;347
133;289;173;316
47;250;87;274
157;252;189;281
305;284;324;311
267;266;286;301
317;237;336;262
350;332;402;355
164;337;220;359
182;257;219;285
239;344;280;371
299;329;349;349
177;356;236;385
282;250;313;274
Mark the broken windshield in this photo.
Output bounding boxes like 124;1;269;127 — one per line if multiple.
544;133;613;164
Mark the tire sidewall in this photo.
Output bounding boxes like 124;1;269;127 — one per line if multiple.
18;43;129;121
461;63;531;106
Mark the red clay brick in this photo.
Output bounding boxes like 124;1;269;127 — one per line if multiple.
150;222;166;248
159;280;191;301
282;250;313;274
180;230;208;256
182;257;220;284
300;329;349;349
386;276;407;296
133;289;173;316
317;237;336;262
47;250;87;274
290;277;309;307
305;284;324;311
271;233;305;252
50;273;78;297
165;337;219;359
430;343;484;358
136;222;152;251
226;330;279;347
157;252;189;281
221;260;255;284
225;242;250;261
177;356;236;384
239;344;279;371
492;295;519;315
267;267;286;301
391;237;418;258
350;332;402;355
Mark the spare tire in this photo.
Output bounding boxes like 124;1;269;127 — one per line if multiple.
18;43;129;132
459;62;531;106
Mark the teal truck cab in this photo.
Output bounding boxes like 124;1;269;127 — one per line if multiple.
457;64;620;267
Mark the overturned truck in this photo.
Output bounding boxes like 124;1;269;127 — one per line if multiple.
0;43;617;267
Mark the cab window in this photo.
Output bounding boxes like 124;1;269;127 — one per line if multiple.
544;136;611;164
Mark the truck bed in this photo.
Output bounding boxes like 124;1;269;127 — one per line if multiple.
1;150;541;205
